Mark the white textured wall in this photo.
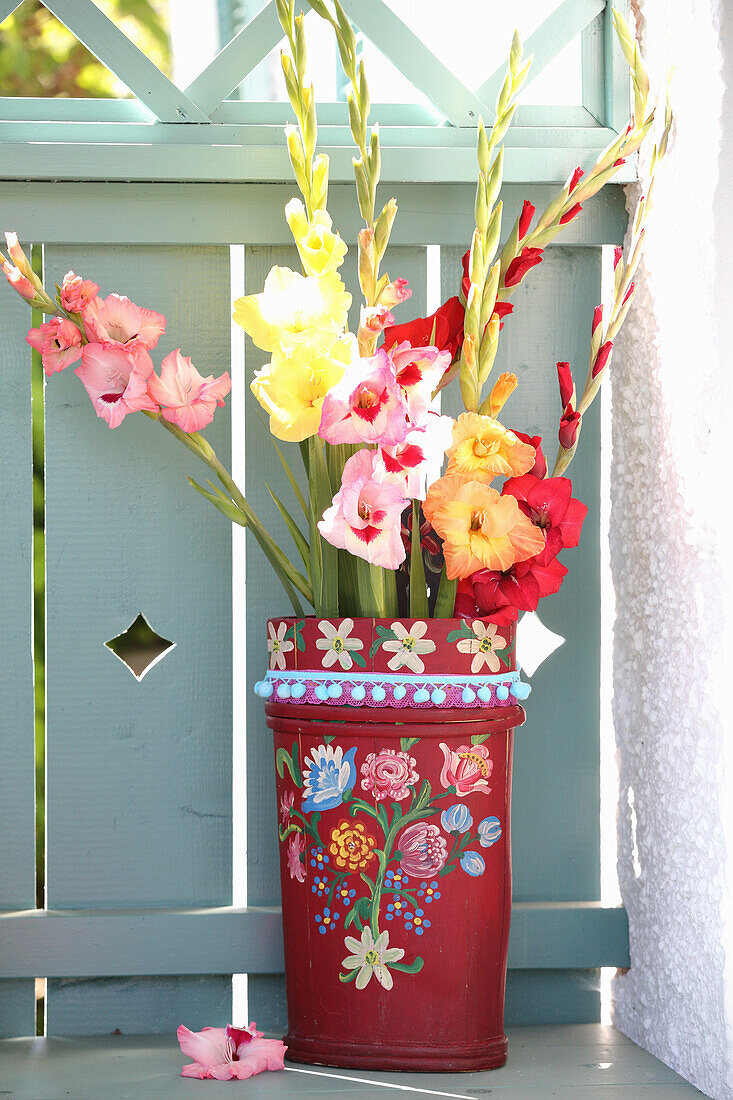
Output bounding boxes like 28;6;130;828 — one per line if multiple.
610;1;731;1096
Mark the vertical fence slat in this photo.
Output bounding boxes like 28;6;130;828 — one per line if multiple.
0;273;37;1037
243;242;428;1031
43;245;233;1034
441;240;603;1022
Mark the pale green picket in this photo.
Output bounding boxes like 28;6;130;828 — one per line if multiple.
0;264;37;1037
42;244;233;1033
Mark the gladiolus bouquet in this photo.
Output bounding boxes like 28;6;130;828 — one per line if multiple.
2;3;670;625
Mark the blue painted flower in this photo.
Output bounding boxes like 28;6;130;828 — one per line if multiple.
385;893;410;921
478;816;502;848
441;803;473;834
302;743;357;813
335;882;356;907
417;880;441;903
385;868;410;890
460;850;486;877
314;906;340;934
309;846;329;870
404;907;431;935
311;875;329;897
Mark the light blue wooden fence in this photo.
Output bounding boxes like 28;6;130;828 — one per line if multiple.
0;0;631;1038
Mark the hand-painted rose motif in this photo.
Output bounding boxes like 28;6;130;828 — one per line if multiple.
287;832;305;882
397;821;448;876
301;743;357;813
329;819;377;872
381;620;436;673
315;618;364;670
439;742;493;797
440;803;473;834
478;816;502;847
360;748;419;802
456;620;507;673
341;927;405;990
460;850;486;877
267;621;294;670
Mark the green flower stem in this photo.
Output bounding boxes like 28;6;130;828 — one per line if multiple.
367;781;432;938
289;807;323;848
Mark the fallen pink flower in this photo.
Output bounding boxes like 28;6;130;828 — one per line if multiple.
75;343;157;429
177;1023;286;1080
84;292;166;350
60;270;100;313
27;317;83;375
318;447;408;568
318;347;411;446
148;349;232;433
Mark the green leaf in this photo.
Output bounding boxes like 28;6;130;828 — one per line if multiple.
265;483;310;575
447;622;475;643
276;741;302;786
351;650;366;669
471;733;491;745
309;437;338;617
257;410;309;520
409;501;429;618
434;567;458;618
390;956;424;975
400;736;420;751
338;968;359;983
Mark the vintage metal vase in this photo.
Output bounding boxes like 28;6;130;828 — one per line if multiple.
255;615;530;1071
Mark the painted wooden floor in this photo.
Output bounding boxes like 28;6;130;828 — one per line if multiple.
0;1025;706;1099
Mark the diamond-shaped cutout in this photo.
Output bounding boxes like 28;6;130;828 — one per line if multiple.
105;613;175;681
516;611;565;677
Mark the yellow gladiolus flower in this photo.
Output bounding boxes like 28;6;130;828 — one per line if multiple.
285;198;348;277
250;333;355;442
423;475;545;578
233;266;351;353
446;411;536;482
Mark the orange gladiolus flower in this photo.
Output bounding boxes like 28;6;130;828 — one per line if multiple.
446;412;536;482
423;475;545;578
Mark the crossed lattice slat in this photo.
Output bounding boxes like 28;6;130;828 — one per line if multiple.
0;0;611;124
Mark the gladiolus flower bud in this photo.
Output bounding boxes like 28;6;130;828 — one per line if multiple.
559;408;581;449
504;247;543;288
567;166;584;193
559;202;582;225
592;340;613;379
622;282;635;305
518;200;535;240
2;260;35;300
380;276;411;307
488;372;517;417
5;231;28;270
613;246;623;269
360;304;395;332
592;305;603;334
463;333;477;369
557;361;575;410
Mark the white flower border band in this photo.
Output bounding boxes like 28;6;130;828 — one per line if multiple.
254;668;531;708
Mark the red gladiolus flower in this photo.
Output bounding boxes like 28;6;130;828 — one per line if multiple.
556;361;574;410
383;295;464;363
504;247;544;288
518;200;535;239
568;166;584;193
513;431;547;478
501;474;588;565
455;578;519;625
559;202;582;225
559;408;582;449
471;555;569;615
591;340;614;379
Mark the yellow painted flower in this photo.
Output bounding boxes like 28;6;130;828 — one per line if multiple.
423;475;545;578
233;266;351;352
250;333;354;442
446;412;536;482
329;819;377;873
285;198;348;276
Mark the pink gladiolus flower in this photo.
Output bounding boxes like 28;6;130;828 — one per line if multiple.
148;349;232;433
318;447;408;569
75;343;157;429
361;304;395;332
27;317;82;375
60;271;99;313
287;831;306;882
318;348;411;446
380;277;412;307
177;1023;286;1080
2;261;34;300
390;341;451;428
374;414;454;500
84;293;166;350
360;748;419;802
398;821;448;877
439;742;493;797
